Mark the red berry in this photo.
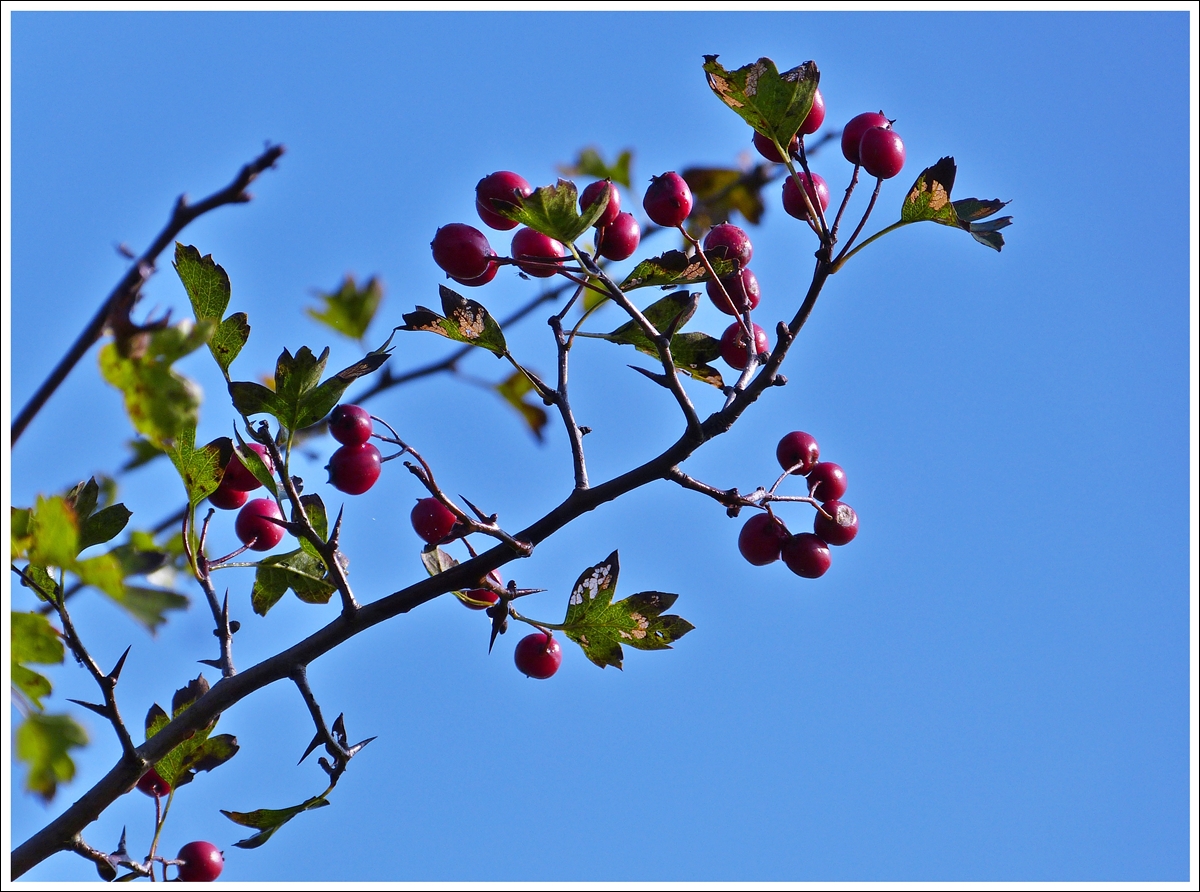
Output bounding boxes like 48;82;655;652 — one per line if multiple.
136;768;171;798
580;180;621;228
841;112;890;165
737;512;790;566
776;431;820;476
643;172;693;227
703;223;753;267
806;462;847;501
329;404;372;446
597;212;641;261
514;631;562;679
706;268;761;316
327;443;382;495
463;570;503;610
451;259;499;287
208;481;248;511
719;321;769;370
781;533;832;578
176;841;223;882
510;227;565;278
814;500;858;546
475;171;532;230
799;87;826;135
221;443;273;493
411;497;457;544
431;223;496;280
858;127;906;179
752;130;798;163
782;172;830;221
235;498;285;552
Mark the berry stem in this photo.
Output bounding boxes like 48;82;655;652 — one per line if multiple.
832;217;908;272
828;164;861;244
675;224;757;347
549;314;590;491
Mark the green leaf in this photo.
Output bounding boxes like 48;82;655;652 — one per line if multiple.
105;586;189;633
420;546;467;600
558;146;633;188
400;285;508;357
165;426;229;507
703;55;820;146
293;340;395;431
292;494;328;562
596;293;725;388
222;795;331;849
211;312;250;373
682;166;768;234
16;712;88;802
231;432;277;496
489;178;605;243
65;478;100;524
251;549;335;615
307;275;383;342
560;551;694;669
613;290;699;337
275;346;329;411
11;612;65;709
78;504;132;553
29;496;79;570
99;320;210;447
494;370;549;442
75;553;126;599
19;565;58;602
229;380;287;419
901;156;961;226
654;332;725;387
144;676;239;789
11;507;33;559
619;250;736;291
173;243;231;323
952;197;1010;222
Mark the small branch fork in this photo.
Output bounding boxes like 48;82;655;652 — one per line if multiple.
182;510;239;677
291;666;375;787
12;565;138;762
11;143;285;446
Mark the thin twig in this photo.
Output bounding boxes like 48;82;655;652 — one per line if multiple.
11;144;285;445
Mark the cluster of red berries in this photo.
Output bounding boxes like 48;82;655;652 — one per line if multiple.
326;404;382;495
430;170;645;286
409;493;562;679
135;770;223;881
749;90;907;224
737;430;859;579
207;443;286;552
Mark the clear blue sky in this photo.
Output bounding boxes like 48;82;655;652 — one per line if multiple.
7;10;1194;882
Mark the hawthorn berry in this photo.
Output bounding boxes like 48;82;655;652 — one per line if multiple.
782;533;832;578
175;841;223;882
451;259;499;287
806;462;847;501
643;172;693;227
753;130;799;164
719;321;769;370
782;172;830;222
431;223;496;281
411;497;457;544
222;443;273;493
580;180;621;228
597;212;641;261
235;498;285;552
706;268;761;316
475;171;532;230
703;223;753;267
858;127;906;179
327;442;382;495
208;481;248;511
463;570;503;610
776;431;820;476
841;112;890;165
135;768;171;798
329;404;372;446
799;87;826;135
511;227;565;278
814;500;859;546
514;631;563;679
737;512;790;566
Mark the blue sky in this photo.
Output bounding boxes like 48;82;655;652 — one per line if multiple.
7;10;1194;882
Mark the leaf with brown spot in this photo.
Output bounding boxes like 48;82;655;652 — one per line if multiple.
703;55;820;147
400;285;507;357
619;250;737;291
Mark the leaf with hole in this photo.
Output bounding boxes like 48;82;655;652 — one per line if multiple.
401;285;508;357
